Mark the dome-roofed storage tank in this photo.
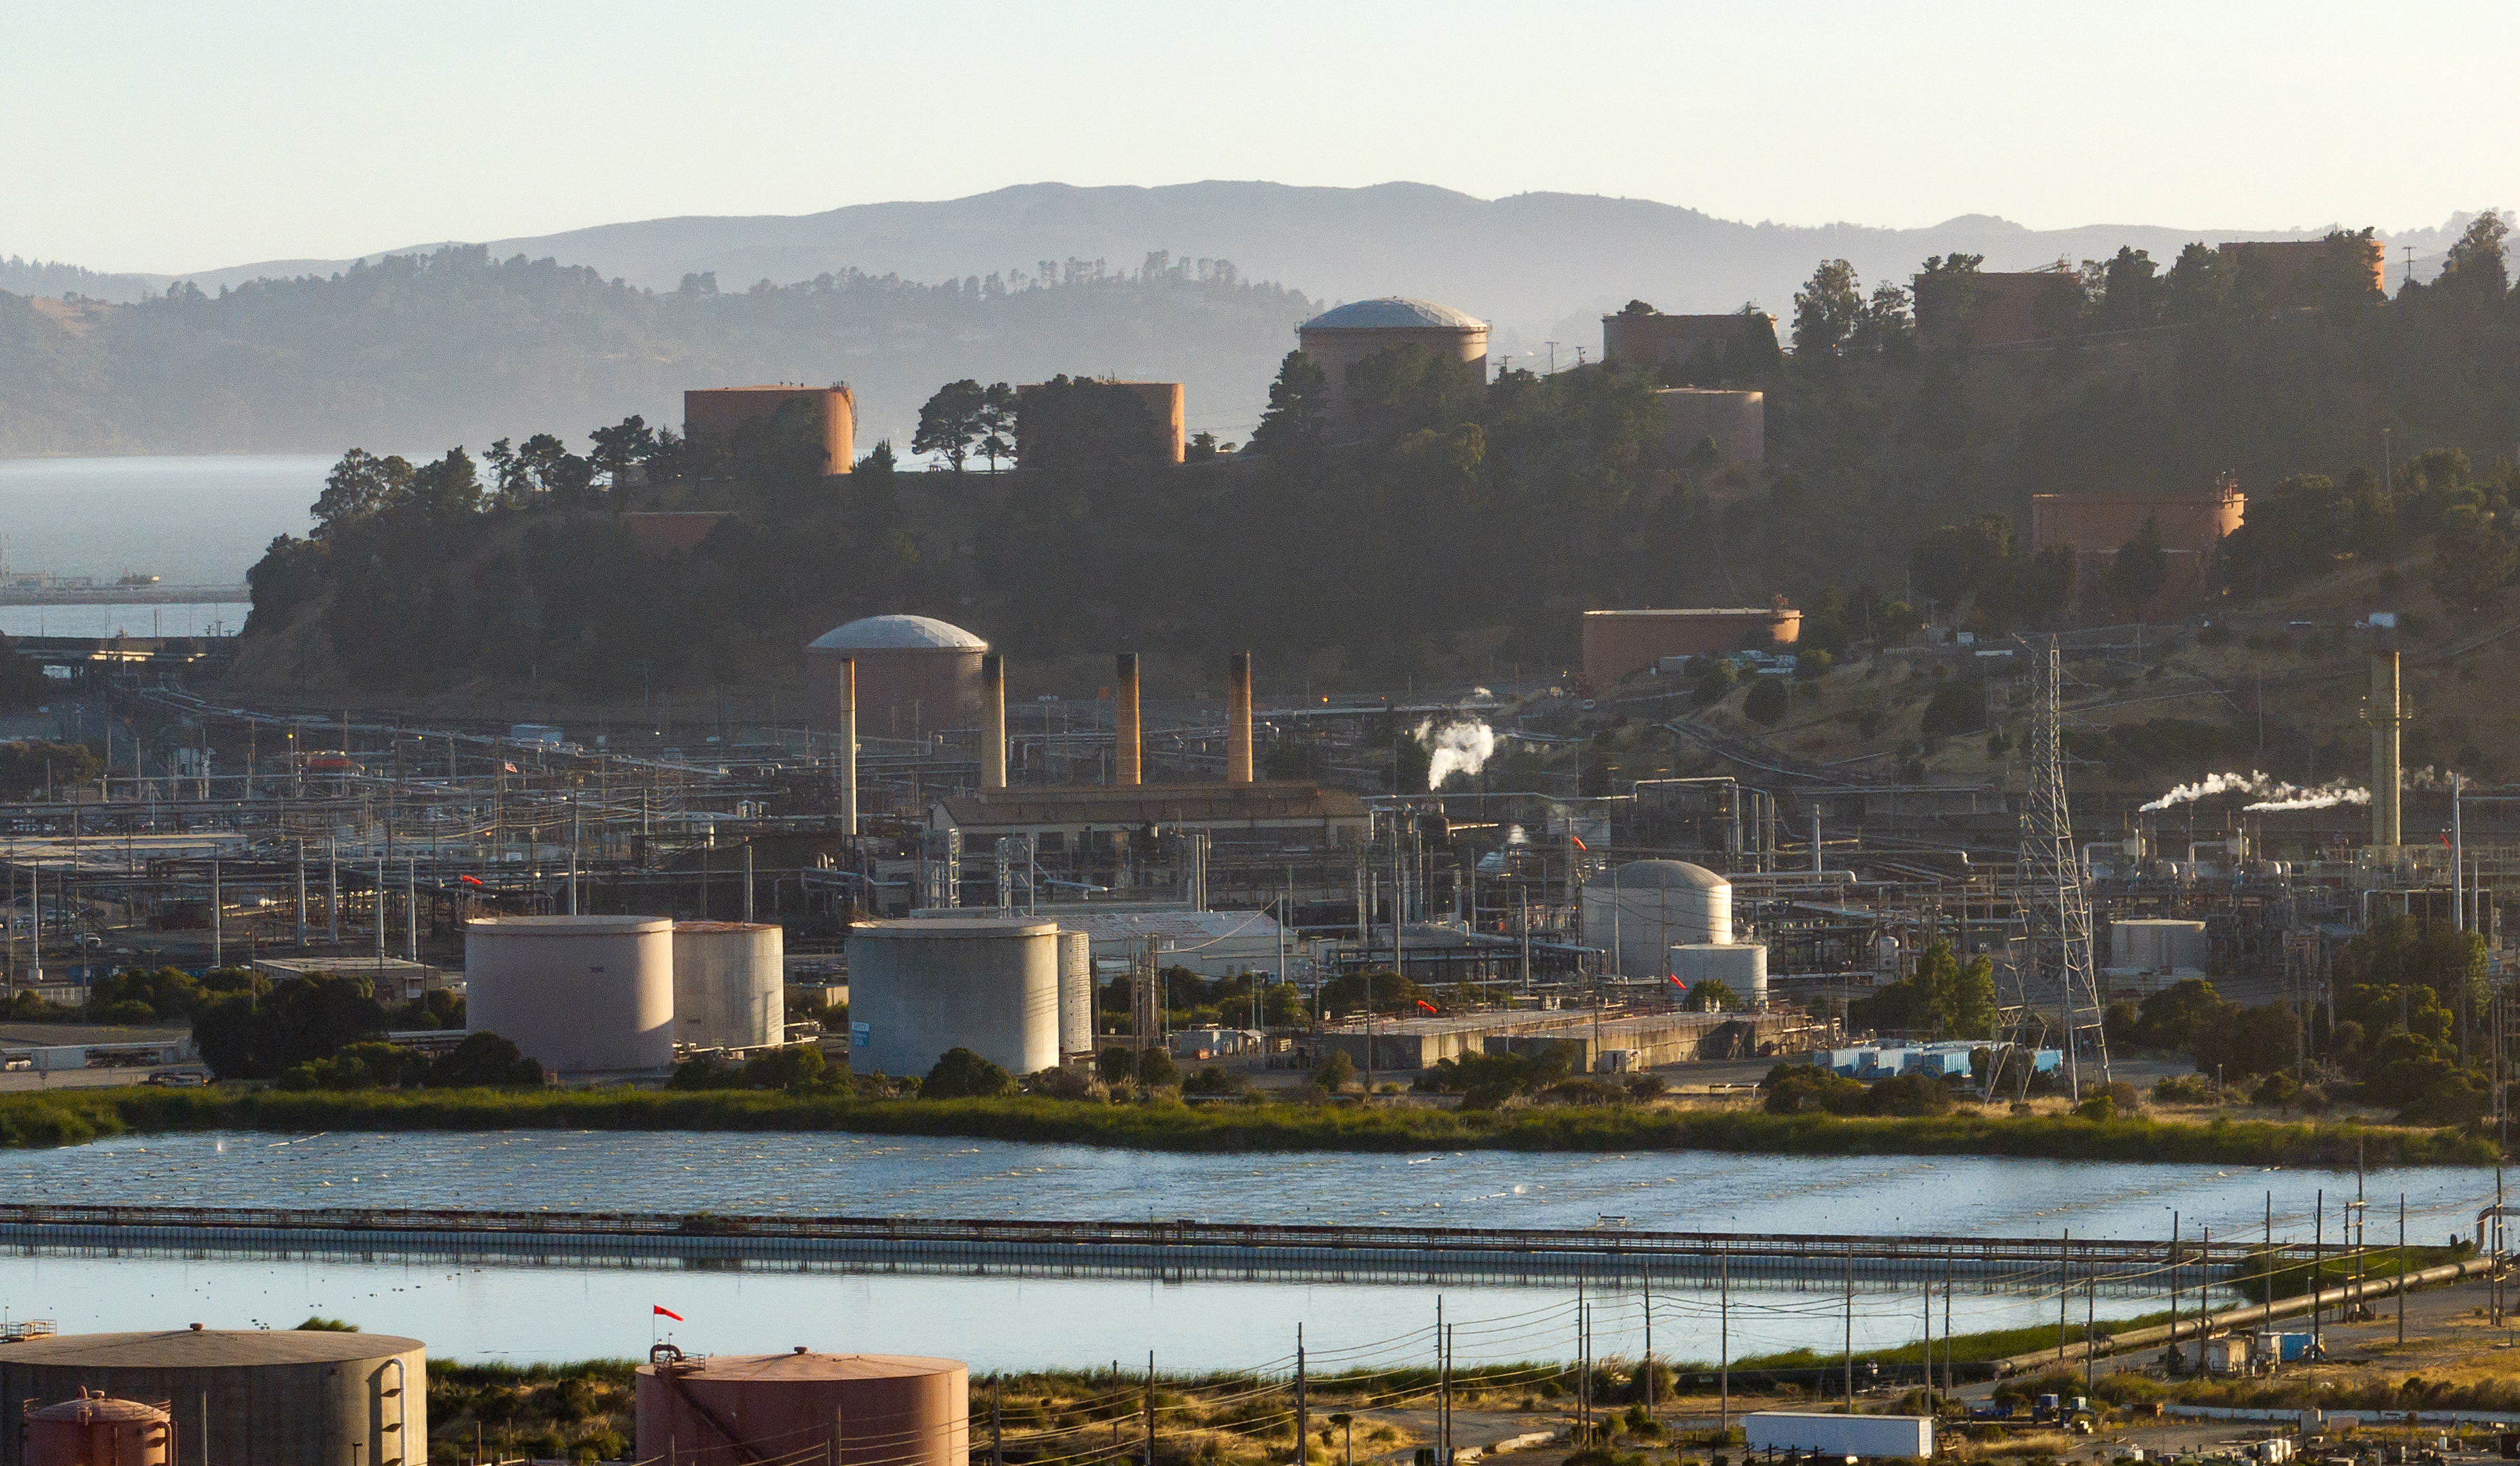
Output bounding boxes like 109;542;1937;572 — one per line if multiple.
1057;930;1092;1059
673;920;785;1050
636;1346;966;1466
805;614;988;743
465;915;675;1072
1582;860;1732;978
22;1391;171;1466
847;918;1059;1078
1297;298;1489;437
0;1327;425;1466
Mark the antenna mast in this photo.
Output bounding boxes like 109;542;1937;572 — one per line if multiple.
2020;637;2108;1097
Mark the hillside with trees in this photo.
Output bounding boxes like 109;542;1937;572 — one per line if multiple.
0;245;1312;457
223;221;2520;705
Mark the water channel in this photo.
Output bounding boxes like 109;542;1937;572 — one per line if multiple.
0;1133;2492;1368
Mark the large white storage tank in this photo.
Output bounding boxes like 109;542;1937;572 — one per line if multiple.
1669;941;1767;1006
848;918;1060;1078
673;920;785;1049
1057;930;1093;1058
1582;860;1731;977
464;915;675;1072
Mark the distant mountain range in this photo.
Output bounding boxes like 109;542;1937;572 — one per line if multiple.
6;182;2489;355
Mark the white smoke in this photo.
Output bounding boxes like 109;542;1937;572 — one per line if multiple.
1418;718;1497;789
2141;769;2376;813
2141;771;2278;811
2243;780;2372;812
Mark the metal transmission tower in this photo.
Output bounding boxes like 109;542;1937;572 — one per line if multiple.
2019;638;2109;1096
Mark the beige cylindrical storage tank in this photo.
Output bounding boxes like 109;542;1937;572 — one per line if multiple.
1057;930;1093;1058
635;1349;966;1466
673;920;786;1049
0;1329;426;1466
1583;860;1732;977
465;914;675;1072
1297;298;1489;438
847;918;1060;1078
805;614;988;742
1669;942;1768;1007
22;1391;170;1466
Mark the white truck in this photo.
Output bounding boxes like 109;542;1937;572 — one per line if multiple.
1745;1412;1936;1460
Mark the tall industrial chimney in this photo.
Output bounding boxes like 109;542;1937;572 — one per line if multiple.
2369;649;2402;848
1115;652;1142;786
837;657;858;835
981;653;1008;790
1226;651;1254;784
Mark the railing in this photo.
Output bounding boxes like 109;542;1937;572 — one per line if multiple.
0;1202;2290;1272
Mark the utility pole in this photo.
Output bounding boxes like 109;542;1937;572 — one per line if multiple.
1718;1254;1730;1436
1842;1245;1854;1411
1294;1325;1308;1466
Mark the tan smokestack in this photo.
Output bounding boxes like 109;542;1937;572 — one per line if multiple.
1226;651;1253;784
981;653;1007;791
2370;649;2402;848
837;657;858;835
1115;652;1142;786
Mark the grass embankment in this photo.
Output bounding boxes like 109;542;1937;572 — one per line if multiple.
1732;1313;2177;1373
0;1087;2496;1165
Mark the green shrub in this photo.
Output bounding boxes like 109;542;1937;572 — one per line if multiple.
922;1047;1017;1099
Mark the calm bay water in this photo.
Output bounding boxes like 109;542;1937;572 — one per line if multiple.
0;455;323;587
0;1133;2491;1367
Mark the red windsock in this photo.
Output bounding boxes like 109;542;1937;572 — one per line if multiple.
653;1306;683;1322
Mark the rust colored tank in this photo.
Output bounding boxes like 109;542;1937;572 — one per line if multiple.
635;1345;966;1466
22;1391;171;1466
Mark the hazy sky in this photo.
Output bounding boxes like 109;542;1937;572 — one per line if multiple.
8;0;2515;274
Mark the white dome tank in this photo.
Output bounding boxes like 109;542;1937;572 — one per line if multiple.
1581;860;1732;977
464;915;675;1072
846;918;1060;1079
1057;930;1093;1059
673;921;786;1049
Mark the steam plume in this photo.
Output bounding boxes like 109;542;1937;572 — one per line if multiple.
2141;769;2381;814
1418;718;1497;789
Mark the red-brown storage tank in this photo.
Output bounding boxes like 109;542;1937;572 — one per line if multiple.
635;1347;966;1466
22;1391;171;1466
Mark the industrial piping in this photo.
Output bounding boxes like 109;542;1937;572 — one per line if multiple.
1227;651;1254;783
981;653;1008;790
2368;649;2402;848
1115;652;1142;786
837;656;858;835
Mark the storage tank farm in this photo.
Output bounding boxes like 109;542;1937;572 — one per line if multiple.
672;920;786;1049
464;915;676;1072
0;1327;427;1466
635;1348;968;1466
847;917;1062;1078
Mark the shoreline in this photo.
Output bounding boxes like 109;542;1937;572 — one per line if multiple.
0;1087;2495;1166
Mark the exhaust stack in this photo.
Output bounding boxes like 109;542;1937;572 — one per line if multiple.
981;653;1008;790
2369;649;2402;848
1115;652;1142;786
837;657;858;835
1226;651;1254;783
